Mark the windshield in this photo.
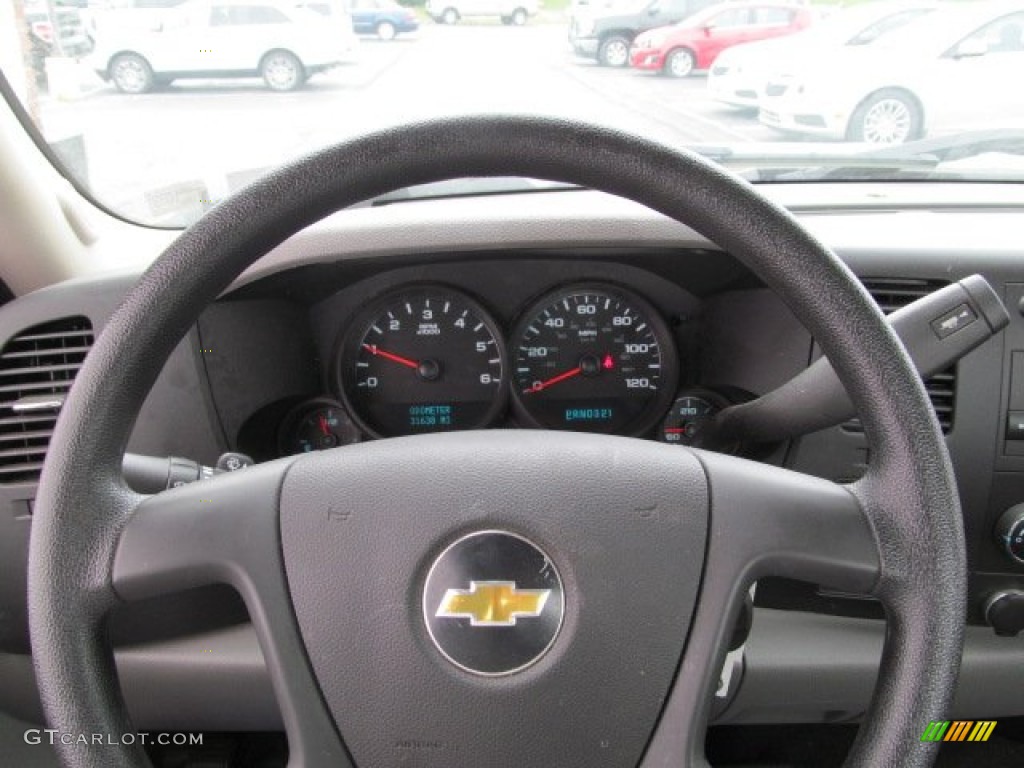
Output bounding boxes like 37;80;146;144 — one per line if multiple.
2;0;1023;226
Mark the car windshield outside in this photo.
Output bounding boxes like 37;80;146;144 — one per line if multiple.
1;0;1023;227
869;2;1020;53
795;1;936;45
674;2;747;26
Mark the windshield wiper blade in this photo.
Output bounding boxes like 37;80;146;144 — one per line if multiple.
706;129;1024;182
220;134;1024;220
856;129;1024;165
692;143;939;181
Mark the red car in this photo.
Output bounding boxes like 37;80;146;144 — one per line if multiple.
630;1;814;78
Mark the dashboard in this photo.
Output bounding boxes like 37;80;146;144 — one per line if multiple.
220;257;781;462
1;186;1023;735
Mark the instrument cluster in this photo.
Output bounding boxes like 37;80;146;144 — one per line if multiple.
277;281;728;454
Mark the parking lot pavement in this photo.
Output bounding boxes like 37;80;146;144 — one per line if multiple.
559;51;781;146
36;23;786;220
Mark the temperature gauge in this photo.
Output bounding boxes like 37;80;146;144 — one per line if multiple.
659;392;726;446
280;399;361;456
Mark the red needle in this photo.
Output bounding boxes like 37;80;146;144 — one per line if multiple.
362;343;418;370
318;414;330;437
663;428;687;434
524;366;582;394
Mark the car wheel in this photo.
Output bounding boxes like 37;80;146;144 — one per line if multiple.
377;20;397;40
442;7;458;24
847;89;922;145
109;53;154;94
261;50;306;92
598;35;630;67
511;8;527;25
664;48;695;78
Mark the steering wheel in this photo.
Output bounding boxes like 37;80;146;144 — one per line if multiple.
28;117;965;768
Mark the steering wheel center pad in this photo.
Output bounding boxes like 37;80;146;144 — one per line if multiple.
281;431;707;767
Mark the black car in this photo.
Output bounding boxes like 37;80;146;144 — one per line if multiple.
569;0;718;66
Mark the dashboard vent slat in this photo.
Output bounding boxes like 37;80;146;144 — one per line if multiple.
0;429;55;443
0;317;93;484
1;345;92;360
0;444;51;460
843;278;956;434
10;329;93;344
0;462;46;476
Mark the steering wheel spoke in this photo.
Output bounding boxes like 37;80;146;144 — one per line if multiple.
113;460;292;599
698;450;880;593
643;452;880;766
112;460;351;768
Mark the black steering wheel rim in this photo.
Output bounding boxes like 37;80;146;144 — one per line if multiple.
28;116;965;768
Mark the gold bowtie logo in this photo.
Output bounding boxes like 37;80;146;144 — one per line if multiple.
436;581;550;626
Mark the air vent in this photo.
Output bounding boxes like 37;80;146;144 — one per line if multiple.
843;278;955;434
0;317;93;484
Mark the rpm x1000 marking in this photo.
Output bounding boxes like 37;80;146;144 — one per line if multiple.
340;287;507;437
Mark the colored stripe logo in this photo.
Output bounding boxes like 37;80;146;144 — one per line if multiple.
921;721;997;742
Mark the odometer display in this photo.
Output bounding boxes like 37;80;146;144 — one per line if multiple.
511;286;678;434
339;288;506;437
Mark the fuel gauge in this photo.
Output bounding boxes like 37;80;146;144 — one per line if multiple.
280;399;361;456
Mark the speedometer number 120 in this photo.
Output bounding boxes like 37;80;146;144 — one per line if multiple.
511;286;678;435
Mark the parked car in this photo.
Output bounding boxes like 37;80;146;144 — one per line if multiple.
759;1;1024;144
348;0;418;40
23;0;93;88
302;0;413;39
708;0;938;110
629;1;813;78
568;0;622;12
425;0;539;26
569;0;719;67
90;0;357;93
88;0;190;38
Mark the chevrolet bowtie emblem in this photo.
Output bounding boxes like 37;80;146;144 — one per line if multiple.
423;531;564;675
436;580;551;626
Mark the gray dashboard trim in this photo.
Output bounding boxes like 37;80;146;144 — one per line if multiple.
720;609;1024;724
233;188;1024;290
0;625;280;729
3;609;1021;730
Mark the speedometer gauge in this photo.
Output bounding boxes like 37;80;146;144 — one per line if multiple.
338;287;507;438
511;285;678;434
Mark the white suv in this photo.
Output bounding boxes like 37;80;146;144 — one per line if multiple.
425;0;540;26
91;0;357;93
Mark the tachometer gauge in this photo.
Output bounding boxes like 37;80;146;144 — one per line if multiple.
338;287;507;437
279;399;361;455
511;285;678;434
